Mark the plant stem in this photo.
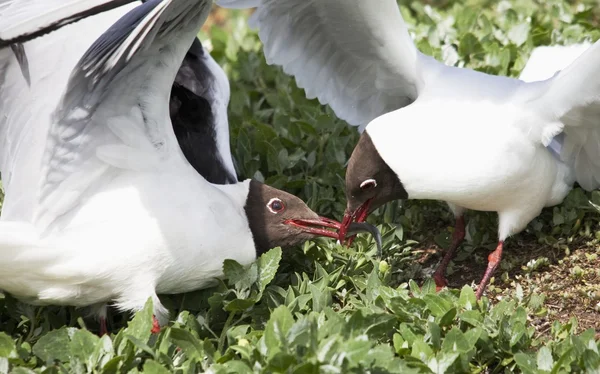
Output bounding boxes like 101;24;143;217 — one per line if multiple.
217;311;236;354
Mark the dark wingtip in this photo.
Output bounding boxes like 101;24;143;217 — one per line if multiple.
10;44;30;86
347;222;383;258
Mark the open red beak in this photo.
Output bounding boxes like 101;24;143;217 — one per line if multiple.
338;199;372;245
284;216;342;239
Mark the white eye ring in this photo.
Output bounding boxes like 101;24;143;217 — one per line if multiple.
360;178;377;189
266;198;285;214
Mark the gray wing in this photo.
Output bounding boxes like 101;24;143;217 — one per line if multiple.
35;0;212;229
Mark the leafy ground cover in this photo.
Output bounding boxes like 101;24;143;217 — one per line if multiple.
0;0;599;372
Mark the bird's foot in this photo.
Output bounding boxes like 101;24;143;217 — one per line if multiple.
151;315;161;334
433;272;448;292
430;215;465;293
475;241;504;300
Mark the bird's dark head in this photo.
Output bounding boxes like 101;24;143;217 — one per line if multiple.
244;180;343;255
340;131;408;241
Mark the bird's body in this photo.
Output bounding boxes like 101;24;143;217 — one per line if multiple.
0;0;368;330
0;0;252;324
0;175;255;316
344;33;600;297
367;97;574;240
3;0;596;300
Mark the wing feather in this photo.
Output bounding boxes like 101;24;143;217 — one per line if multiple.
218;0;427;130
529;40;600;191
35;0;212;229
0;0;138;47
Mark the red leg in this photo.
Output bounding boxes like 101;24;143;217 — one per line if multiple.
475;241;504;300
433;216;465;291
151;315;161;334
99;317;108;336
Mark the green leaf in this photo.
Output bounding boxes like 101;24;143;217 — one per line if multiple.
91;335;114;369
509;322;527;347
263;305;294;359
582;350;600;373
423;294;453;318
223;260;257;290
143;359;171;374
0;333;15;358
125;298;154;342
224;298;256;312
32;327;71;363
458;285;477;310
427;322;441;350
411;338;434;362
421;278;436;295
458;310;482;326
441;328;472;354
169;328;204;360
537;346;554;372
70;329;100;367
439;307;457;327
11;368;36;374
515;353;536;374
257;247;282;293
429;352;460;374
459;33;484;57
508;22;531;46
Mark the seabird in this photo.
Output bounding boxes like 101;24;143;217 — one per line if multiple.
204;0;600;299
339;34;600;299
0;0;380;334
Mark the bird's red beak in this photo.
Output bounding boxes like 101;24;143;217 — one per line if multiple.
338;199;372;244
284;216;342;239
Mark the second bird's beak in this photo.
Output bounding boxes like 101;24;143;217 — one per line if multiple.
286;214;381;255
339;198;373;244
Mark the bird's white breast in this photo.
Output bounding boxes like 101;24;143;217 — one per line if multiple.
0;171;256;305
366;98;565;213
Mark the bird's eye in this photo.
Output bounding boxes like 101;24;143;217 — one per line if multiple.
360;178;377;190
267;198;285;214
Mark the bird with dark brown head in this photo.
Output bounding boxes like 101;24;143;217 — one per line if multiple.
245;180;381;255
339;132;408;242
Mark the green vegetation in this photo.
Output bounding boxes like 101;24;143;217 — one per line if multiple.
1;0;599;372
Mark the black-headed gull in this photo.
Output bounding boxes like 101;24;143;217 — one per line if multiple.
0;0;379;334
339;28;600;299
206;0;600;299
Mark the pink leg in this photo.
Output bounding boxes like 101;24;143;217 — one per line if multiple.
99;317;108;336
433;216;465;291
151;315;161;334
475;241;504;300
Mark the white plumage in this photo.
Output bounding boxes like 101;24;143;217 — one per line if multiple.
518;42;593;83
214;0;600;298
0;0;352;333
0;0;254;327
352;37;600;297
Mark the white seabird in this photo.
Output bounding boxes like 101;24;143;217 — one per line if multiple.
0;0;380;334
209;0;600;299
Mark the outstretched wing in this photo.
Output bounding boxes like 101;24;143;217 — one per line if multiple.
216;0;433;130
0;0;138;47
528;40;600;191
0;3;138;222
34;0;212;229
